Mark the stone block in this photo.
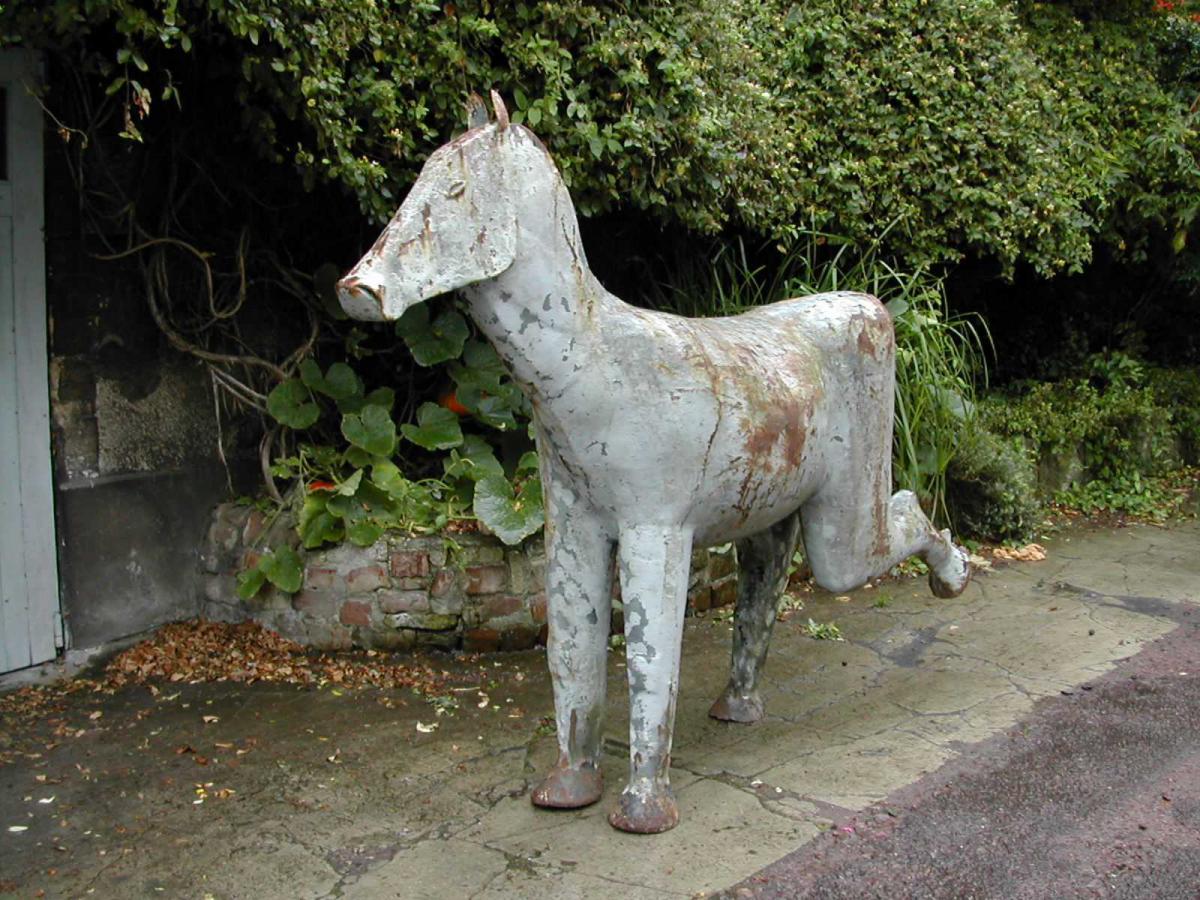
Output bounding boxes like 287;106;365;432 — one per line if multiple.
378;589;430;614
346;564;388;593
203;574;236;606
242;508;268;545
431;569;459;597
383;612;458;631
500;625;539;652
690;545;710;572
709;546;738;580
483;594;524;620
305;567;342;591
293;590;338;618
529;592;547;625
339;599;373;627
711;575;738;609
430;592;464;617
389;550;430;579
506;554;544;595
306;622;353;650
688;585;712;614
414;629;461;651
463;628;502;653
466;565;507;595
394;576;429;591
367;627;416;652
537;624;549;646
461;538;505;564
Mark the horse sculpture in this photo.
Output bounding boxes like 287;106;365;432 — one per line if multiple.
337;92;971;834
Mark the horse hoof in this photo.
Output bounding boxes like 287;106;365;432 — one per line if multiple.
709;690;764;724
929;532;971;599
531;762;603;809
608;782;679;834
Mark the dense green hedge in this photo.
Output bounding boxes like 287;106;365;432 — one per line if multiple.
4;0;1198;276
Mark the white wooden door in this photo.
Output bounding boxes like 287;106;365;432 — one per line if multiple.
0;49;61;673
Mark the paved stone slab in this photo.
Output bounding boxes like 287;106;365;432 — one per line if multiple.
0;520;1196;898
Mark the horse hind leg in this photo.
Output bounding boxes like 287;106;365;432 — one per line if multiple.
709;512;803;724
803;488;970;598
887;490;971;598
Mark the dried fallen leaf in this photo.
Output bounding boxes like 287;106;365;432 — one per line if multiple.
992;543;1047;562
201;716;219;725
8;826;28;833
415;721;438;733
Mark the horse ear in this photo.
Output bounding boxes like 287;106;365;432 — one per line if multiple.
466;92;489;130
490;90;509;131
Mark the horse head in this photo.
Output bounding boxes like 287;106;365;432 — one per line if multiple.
337;91;517;321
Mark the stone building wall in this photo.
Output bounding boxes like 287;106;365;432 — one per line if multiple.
201;503;739;652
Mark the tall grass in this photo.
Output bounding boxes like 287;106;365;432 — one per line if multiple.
642;228;991;526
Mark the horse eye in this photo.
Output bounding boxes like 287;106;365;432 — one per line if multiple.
446;181;466;199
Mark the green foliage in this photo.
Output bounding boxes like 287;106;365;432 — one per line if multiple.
983;364;1199;519
6;0;1197;276
237;546;304;598
799;619;844;641
264;308;541;555
945;424;1040;542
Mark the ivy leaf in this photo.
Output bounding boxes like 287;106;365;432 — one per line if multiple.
395;305;469;366
450;340;506;394
400;402;464;450
516;450;540;474
302;359;364;403
258;547;303;593
342;404;397;456
472;394;519;431
235;567;266;599
299;495;344;549
335;469;364;496
443;435;504;482
473;474;544;545
346;519;384;547
266;379;319;429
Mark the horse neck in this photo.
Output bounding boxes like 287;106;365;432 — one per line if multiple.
460;174;604;396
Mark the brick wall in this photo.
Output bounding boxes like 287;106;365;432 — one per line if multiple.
201;503;740;652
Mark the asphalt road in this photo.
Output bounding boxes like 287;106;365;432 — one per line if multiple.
716;597;1200;900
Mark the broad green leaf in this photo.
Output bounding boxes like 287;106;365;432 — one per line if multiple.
335;469;364;496
395;305;469;366
259;547;303;593
298;508;343;549
472;394;519;431
266;379;319;429
236;567;266;599
473;473;545;545
322;362;363;400
400;402;464;450
516;450;540;474
443;435;503;482
346;519;384;546
342;404;397;456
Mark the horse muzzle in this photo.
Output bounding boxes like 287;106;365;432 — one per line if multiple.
336;275;389;322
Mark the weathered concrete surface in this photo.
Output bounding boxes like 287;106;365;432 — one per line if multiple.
1;519;1196;898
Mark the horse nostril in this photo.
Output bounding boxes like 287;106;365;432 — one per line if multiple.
338;277;385;310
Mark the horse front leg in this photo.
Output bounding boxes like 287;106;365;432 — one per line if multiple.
610;524;693;834
530;487;615;810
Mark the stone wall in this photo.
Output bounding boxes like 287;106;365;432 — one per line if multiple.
201;503;739;652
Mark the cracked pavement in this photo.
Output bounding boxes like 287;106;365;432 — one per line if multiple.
1;519;1197;898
